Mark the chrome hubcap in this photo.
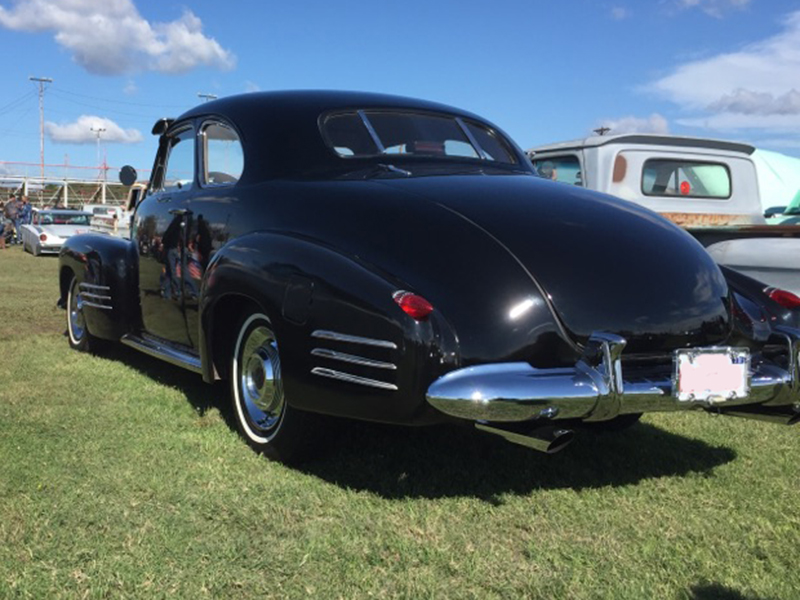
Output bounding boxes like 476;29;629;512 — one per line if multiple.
239;325;284;432
69;282;86;341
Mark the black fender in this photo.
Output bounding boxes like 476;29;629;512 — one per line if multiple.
199;231;459;425
59;234;140;341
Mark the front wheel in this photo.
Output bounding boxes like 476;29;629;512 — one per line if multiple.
230;312;316;463
66;275;99;352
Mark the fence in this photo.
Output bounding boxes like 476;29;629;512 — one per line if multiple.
0;161;149;207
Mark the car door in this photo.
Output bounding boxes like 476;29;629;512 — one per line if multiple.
181;119;245;347
134;123;197;348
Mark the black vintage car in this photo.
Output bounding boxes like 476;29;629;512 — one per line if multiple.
58;91;800;462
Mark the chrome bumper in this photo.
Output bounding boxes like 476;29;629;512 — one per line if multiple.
426;329;800;426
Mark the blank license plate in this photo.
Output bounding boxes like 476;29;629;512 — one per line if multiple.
674;348;749;403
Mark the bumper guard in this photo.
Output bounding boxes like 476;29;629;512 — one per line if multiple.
426;328;800;426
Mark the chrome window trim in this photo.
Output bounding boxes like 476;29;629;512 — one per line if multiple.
455;117;486;160
357;110;386;154
198;119;243;189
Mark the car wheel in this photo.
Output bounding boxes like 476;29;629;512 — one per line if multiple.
66;275;98;352
230;312;316;463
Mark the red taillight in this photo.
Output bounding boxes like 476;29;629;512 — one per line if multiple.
39;233;47;242
765;287;800;310
393;291;433;321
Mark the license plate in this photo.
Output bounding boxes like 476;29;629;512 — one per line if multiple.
674;348;749;403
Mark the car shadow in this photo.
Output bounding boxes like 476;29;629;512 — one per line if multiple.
101;344;737;501
688;583;774;600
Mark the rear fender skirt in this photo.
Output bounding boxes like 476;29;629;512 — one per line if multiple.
200;232;458;424
58;234;140;341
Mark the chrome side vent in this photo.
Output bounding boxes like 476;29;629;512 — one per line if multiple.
79;282;112;311
311;330;397;349
310;329;399;391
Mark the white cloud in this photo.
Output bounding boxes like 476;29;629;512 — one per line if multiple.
0;0;235;75
611;7;630;20
675;0;751;18
123;80;138;95
652;12;800;108
708;88;800;116
45;116;143;144
594;113;670;135
648;10;800;134
244;81;261;93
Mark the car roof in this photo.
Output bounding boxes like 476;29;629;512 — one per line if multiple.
164;90;524;180
529;133;756;156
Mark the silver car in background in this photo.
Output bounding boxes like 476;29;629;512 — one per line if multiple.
21;209;93;256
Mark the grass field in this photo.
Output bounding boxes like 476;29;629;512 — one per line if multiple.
1;245;799;599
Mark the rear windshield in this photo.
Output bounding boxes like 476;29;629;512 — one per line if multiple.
40;212;91;226
321;110;518;165
642;159;731;199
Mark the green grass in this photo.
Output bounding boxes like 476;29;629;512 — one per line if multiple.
1;245;799;599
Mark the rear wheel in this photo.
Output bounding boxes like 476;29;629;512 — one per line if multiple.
230;312;316;463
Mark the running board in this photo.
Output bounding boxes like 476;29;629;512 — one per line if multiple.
120;334;202;374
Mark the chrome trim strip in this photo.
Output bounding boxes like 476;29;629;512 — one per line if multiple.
357;110;386;153
79;292;112;301
311;367;398;391
79;283;110;291
81;301;112;310
311;330;397;350
311;348;397;370
121;334;202;374
455;117;487;160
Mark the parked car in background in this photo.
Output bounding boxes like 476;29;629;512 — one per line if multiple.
21;208;92;256
57;91;800;463
529;134;800;295
82;202;133;239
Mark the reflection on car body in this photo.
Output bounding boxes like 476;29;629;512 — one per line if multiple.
57;91;800;463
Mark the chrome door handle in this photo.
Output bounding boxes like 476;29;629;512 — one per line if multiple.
169;208;193;216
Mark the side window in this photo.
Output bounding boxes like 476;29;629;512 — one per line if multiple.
532;155;583;186
163;128;195;191
202;122;244;186
642;159;731;199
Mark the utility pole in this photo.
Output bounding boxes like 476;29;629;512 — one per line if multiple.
197;93;218;103
91;125;107;203
30;76;53;182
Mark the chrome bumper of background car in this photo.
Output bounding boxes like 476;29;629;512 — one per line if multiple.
426;328;800;426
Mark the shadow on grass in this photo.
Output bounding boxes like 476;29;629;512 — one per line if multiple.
101;343;737;501
689;582;773;600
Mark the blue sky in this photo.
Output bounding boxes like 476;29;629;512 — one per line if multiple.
1;0;799;179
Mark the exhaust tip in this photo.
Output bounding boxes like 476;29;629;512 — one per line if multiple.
544;429;575;454
475;423;575;454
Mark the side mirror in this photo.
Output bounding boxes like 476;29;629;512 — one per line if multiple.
119;165;138;186
764;206;786;218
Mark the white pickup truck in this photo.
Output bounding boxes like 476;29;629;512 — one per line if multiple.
528;134;800;295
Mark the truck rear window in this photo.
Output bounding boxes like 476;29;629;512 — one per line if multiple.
642;159;731;199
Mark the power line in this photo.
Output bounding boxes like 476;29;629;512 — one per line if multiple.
51;86;188;109
0;90;37;116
